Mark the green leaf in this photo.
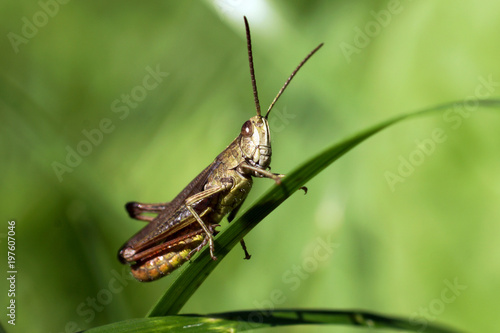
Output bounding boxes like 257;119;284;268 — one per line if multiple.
148;99;500;317
83;309;458;332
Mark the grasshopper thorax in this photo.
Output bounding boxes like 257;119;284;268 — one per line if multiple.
239;115;271;172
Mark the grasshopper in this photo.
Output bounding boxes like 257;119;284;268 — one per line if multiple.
118;17;323;282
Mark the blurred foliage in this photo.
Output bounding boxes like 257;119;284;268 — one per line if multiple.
1;1;500;333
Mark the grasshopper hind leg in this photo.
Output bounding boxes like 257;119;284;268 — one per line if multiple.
184;182;233;260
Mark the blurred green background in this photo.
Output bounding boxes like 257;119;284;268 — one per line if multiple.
1;1;500;332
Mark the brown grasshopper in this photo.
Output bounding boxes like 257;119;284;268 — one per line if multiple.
118;17;323;282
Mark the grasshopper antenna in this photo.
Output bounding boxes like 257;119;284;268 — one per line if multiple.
244;16;262;117
265;42;324;119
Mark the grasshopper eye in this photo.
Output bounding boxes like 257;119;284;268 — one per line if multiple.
241;120;253;137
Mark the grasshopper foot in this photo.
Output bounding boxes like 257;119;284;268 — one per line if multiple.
208;244;217;261
208;236;218;261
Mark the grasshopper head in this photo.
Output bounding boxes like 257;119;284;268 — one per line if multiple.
238;16;322;174
239;115;271;171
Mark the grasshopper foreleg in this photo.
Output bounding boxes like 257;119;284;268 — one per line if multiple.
240;164;307;193
125;202;170;222
240;164;284;184
184;181;233;260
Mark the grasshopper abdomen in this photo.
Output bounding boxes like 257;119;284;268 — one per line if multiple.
131;232;205;282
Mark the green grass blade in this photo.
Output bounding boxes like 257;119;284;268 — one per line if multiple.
148;99;500;317
84;309;459;332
